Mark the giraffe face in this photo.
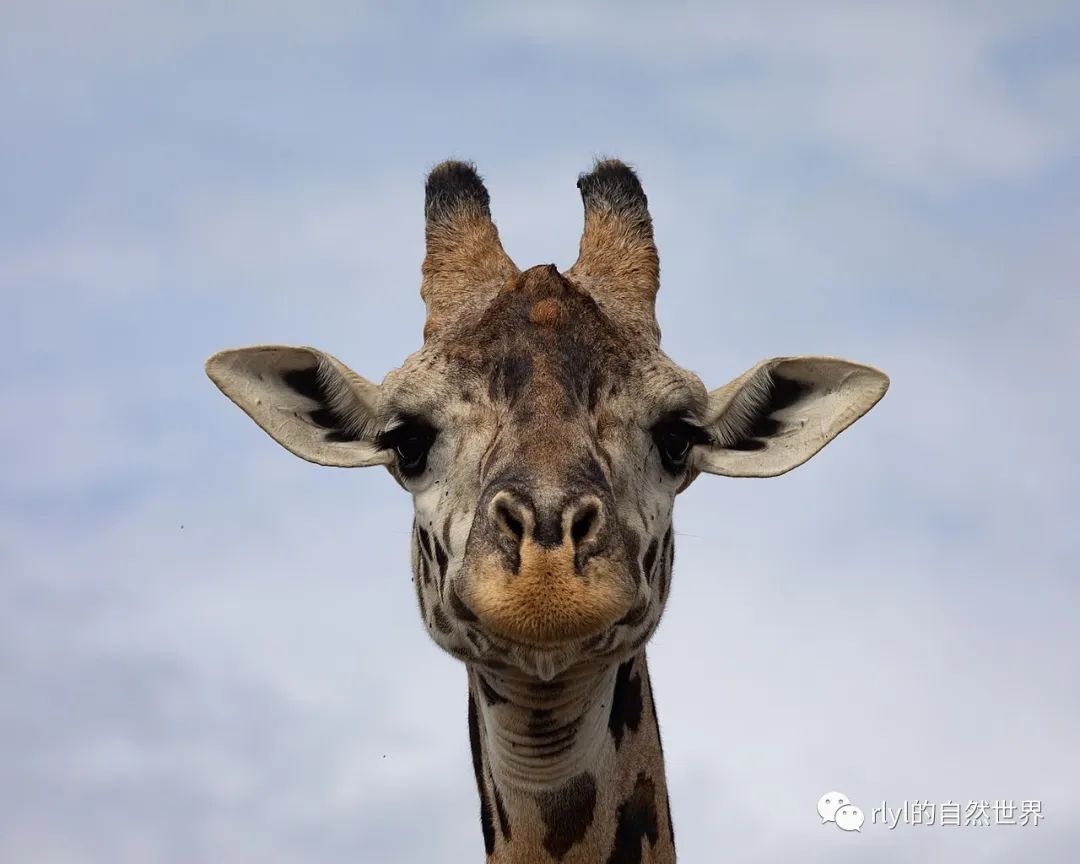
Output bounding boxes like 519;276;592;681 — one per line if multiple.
206;159;889;681
380;264;707;677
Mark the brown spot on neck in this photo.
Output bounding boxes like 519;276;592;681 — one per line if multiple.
606;772;660;864
539;772;597;859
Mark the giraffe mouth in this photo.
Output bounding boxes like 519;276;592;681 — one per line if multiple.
457;543;637;648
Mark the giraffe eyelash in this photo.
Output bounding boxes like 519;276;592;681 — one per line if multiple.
376;415;437;448
649;412;710;443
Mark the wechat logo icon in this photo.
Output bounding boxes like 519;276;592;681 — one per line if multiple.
818;791;865;833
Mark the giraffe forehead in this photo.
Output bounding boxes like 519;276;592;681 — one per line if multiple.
469;265;632;409
481;266;620;345
387;264;705;425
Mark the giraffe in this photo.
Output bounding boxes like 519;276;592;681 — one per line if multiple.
206;159;888;863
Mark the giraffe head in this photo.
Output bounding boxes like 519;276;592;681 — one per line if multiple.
207;160;887;680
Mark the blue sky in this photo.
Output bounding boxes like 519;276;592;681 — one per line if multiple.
3;1;1078;861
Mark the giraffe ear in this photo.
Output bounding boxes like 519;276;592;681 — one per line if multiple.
693;357;888;478
205;346;392;468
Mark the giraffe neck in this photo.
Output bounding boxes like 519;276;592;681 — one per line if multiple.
467;650;675;863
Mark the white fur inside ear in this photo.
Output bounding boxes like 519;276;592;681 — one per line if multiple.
315;354;383;442
707;365;774;447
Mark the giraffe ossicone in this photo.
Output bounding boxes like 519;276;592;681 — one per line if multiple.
207;158;889;863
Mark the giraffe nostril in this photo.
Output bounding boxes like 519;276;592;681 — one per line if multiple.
567;497;603;550
490;493;530;545
499;506;524;542
571;505;597;545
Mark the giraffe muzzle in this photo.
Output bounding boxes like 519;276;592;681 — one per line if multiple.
459;490;637;645
461;542;636;646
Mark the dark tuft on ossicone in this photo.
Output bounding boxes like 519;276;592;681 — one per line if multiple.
426;160;491;224
576;159;650;221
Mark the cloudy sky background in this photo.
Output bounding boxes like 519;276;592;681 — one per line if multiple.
3;1;1078;861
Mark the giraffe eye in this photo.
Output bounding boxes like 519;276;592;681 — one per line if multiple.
395;435;430;473
652;417;706;473
379;419;437;478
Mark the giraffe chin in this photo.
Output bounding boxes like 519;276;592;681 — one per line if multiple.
460;544;637;650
